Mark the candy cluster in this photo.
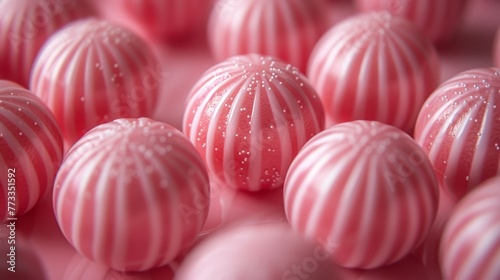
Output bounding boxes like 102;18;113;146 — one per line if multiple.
1;0;499;279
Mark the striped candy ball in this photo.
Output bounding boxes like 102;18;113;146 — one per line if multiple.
30;18;159;145
104;0;213;41
183;54;325;191
354;0;468;43
307;11;440;133
440;176;500;280
0;80;64;221
53;118;210;271
176;223;338;280
414;67;500;200
284;121;439;269
208;0;328;72
0;0;92;87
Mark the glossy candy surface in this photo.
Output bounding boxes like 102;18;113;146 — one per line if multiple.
440;177;500;280
30;18;159;145
208;0;328;72
0;80;64;221
53;118;210;271
308;11;439;132
284;121;439;269
183;54;325;191
0;0;92;87
355;0;468;43
414;67;500;200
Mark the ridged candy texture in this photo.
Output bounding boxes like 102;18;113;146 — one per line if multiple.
0;80;64;221
0;0;92;87
105;0;213;40
308;11;439;133
183;54;325;191
414;68;500;200
53;118;210;271
355;0;468;43
440;177;500;280
284;121;439;269
208;0;328;72
30;19;159;145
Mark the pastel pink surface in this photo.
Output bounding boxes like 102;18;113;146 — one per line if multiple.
414;67;500;200
0;0;92;87
53;118;210;271
30;18;160;145
284;121;439;269
208;0;328;72
102;0;213;42
0;81;64;221
9;0;500;278
354;0;468;43
495;28;500;67
412;187;457;278
308;11;440;133
176;223;338;280
440;176;500;280
183;54;325;191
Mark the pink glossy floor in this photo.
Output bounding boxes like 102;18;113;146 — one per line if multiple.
1;0;499;279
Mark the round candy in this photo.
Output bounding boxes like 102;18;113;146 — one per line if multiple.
354;0;468;43
175;223;338;280
414;67;500;200
0;80;64;221
53;118;210;271
440;176;500;280
308;11;439;133
284;120;439;269
208;0;328;72
183;54;325;191
0;0;92;87
104;0;213;41
30;18;160;145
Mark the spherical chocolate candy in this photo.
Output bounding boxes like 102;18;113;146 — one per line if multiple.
414;67;500;200
30;19;159;145
284;121;439;269
308;11;439;133
0;0;92;87
208;0;328;72
440;177;500;280
0;80;64;221
53;118;210;271
183;54;325;191
355;0;468;43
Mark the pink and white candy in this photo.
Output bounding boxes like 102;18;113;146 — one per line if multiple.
53;118;210;271
183;54;325;191
284;121;439;269
355;0;468;43
0;0;92;87
0;80;64;221
414;67;500;200
307;11;439;133
440;176;500;280
30;18;160;145
208;0;328;71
